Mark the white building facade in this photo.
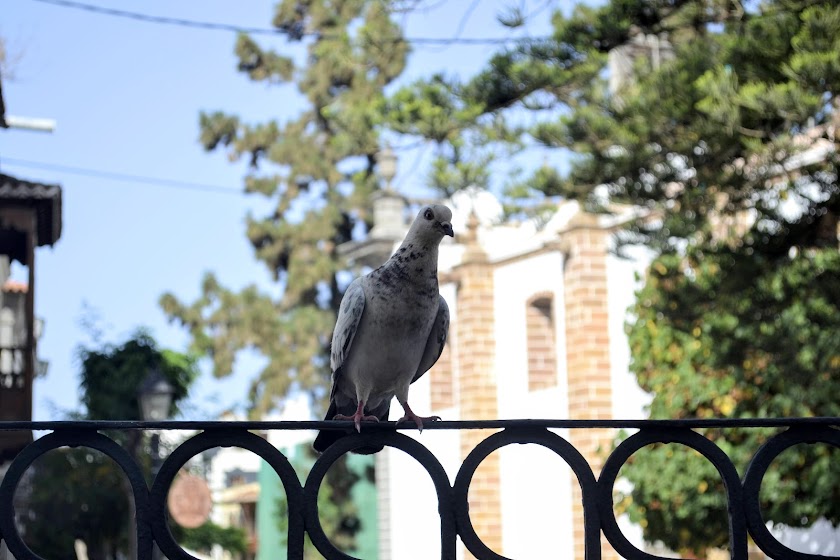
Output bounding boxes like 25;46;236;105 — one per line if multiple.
372;191;652;559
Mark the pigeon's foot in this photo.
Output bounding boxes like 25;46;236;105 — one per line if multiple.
333;401;379;433
396;402;441;433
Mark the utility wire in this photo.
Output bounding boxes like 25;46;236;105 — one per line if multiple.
2;157;244;196
29;0;543;45
30;0;284;36
1;146;432;195
421;0;483;54
452;0;483;42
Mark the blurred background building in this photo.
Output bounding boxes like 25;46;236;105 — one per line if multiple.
0;173;61;463
339;185;651;559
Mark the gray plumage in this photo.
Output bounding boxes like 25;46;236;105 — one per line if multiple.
314;204;453;454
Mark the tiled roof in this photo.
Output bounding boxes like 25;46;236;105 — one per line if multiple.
1;279;28;293
0;173;63;264
0;174;62;202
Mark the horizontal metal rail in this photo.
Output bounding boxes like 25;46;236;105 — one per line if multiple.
0;418;838;560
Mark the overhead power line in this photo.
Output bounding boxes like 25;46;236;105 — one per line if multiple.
2;136;438;197
29;0;541;45
30;0;284;36
2;157;243;196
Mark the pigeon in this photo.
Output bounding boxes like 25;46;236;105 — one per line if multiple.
313;204;454;454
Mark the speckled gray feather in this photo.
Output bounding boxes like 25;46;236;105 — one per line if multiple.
314;205;453;453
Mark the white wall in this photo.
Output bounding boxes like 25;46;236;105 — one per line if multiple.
382;231;656;558
606;245;654;420
377;280;463;560
493;250;576;559
773;519;840;556
493;250;567;420
376;428;462;560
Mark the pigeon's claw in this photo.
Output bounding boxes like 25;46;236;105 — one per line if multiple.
396;401;441;433
333;401;379;433
396;413;441;432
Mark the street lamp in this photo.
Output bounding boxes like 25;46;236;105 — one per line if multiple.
138;367;174;422
137;368;174;478
137;368;174;560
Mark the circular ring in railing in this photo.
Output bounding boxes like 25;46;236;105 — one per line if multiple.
743;425;840;560
304;431;456;560
0;429;152;560
148;428;305;560
597;427;747;560
452;427;601;560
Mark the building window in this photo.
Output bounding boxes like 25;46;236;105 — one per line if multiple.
527;296;558;391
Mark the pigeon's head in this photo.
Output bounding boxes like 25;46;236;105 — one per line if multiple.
410;204;454;243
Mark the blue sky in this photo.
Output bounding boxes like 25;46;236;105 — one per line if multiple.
2;0;556;421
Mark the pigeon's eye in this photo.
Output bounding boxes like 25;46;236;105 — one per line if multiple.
424;209;434;220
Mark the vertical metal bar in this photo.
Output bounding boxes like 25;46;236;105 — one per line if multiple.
24;212;35;423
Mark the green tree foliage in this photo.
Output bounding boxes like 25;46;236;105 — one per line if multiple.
21;448;130;560
398;0;840;554
383;74;519;197
160;1;408;417
79;330;199;479
626;248;840;555
19;331;200;559
170;521;248;556
79;330;196;422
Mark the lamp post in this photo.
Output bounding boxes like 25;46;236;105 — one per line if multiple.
137;368;173;560
137;367;174;478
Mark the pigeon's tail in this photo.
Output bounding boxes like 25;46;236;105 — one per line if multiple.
313;400;389;455
312;401;346;452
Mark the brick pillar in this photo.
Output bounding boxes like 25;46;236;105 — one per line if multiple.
561;215;620;560
455;212;502;556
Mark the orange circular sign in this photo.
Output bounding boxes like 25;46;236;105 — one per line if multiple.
167;472;212;529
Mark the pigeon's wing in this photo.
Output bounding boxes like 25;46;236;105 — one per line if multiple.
412;295;450;383
329;278;366;396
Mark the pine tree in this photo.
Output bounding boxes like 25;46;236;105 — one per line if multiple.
159;2;410;554
397;0;840;554
160;1;408;417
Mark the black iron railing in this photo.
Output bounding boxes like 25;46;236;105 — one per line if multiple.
0;418;838;560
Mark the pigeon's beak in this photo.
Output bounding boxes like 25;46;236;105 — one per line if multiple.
439;221;454;237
